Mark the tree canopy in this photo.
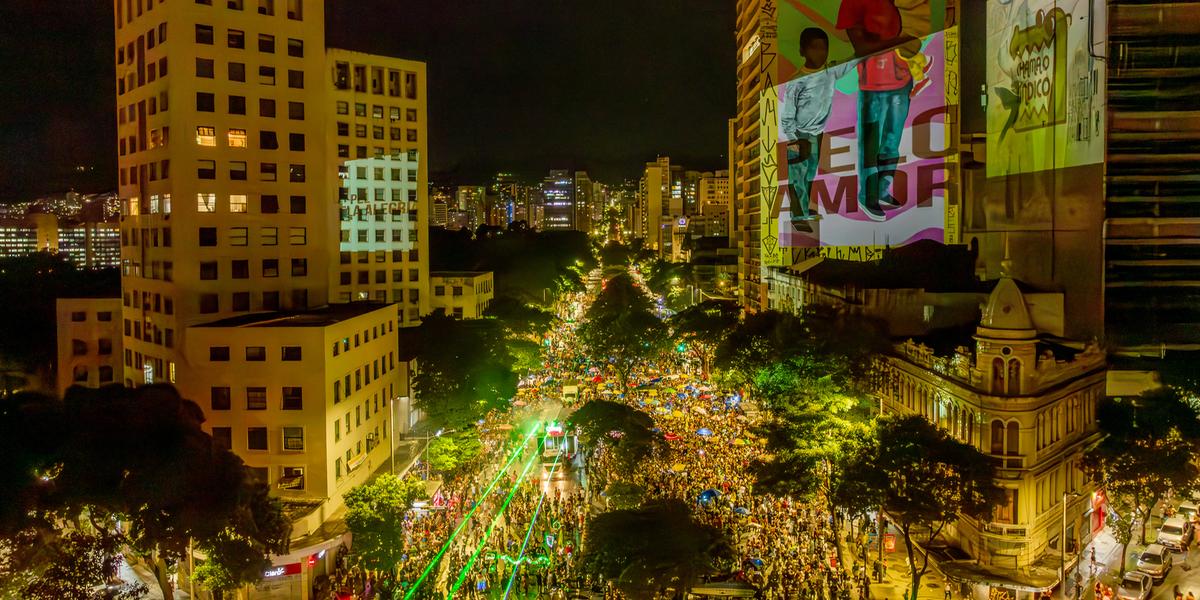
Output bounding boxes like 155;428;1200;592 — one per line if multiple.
0;385;290;600
1084;387;1200;566
578;274;668;391
568;400;664;472
668;299;740;378
484;295;556;337
429;227;596;305
838;415;1003;600
343;473;429;575
580;500;733;599
404;313;518;429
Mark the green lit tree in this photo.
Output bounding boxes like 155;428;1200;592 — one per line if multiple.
343;474;429;576
406;314;518;430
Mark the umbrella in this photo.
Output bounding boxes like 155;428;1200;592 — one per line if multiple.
664;432;681;441
733;438;746;446
671;410;684;417
698;489;721;505
733;507;750;516
672;463;686;472
696;428;714;437
699;393;713;399
646;399;660;405
495;424;515;431
745;558;765;569
693;406;708;415
591;375;603;383
735;414;749;422
512;400;527;407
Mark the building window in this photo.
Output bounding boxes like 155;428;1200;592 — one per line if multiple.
282;427;304;451
99;366;114;382
200;294;219;313
291;258;307;276
71;339;87;355
289;227;306;245
247;427;268;450
227;29;245;49
258;33;274;53
287;69;303;89
228;95;246;115
282;346;302;361
198;227;217;246
282;386;302;409
209;346;230;361
261;195;279;213
232;259;249;279
197;160;216;179
257;0;274;15
280;466;305;490
200;261;218;280
286;0;302;20
230;227;248;246
195;24;214;44
72;365;88;382
196;57;214;78
232;292;250;311
227;61;245;82
229;161;247;180
259;97;276;117
246;346;266;361
289;164;305;182
212;427;232;450
258;65;276;85
196;126;217;146
246;386;267;409
196;193;216;212
261;129;280;149
230;194;247;213
211;386;232;410
288;132;305;150
260;162;277;181
289;195;306;214
262;258;279;276
70;311;86;322
227;128;247;148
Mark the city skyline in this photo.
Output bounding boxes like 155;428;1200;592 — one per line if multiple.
0;0;736;199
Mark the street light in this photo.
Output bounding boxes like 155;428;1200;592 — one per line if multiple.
1061;491;1083;600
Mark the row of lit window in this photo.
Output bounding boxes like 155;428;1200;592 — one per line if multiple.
336;102;418;123
195;193;306;215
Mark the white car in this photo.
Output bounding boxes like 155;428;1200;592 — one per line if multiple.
1136;544;1173;581
1157;516;1195;551
1116;571;1152;600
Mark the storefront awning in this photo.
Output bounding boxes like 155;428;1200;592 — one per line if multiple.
940;551;1077;594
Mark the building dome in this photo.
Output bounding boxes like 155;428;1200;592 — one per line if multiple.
978;277;1036;339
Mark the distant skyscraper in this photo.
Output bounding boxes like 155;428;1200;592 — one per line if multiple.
455;186;486;230
540;170;575;230
699;170;731;237
574;171;593;233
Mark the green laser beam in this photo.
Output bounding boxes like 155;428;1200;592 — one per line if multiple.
449;441;542;597
504;453;559;599
402;422;542;600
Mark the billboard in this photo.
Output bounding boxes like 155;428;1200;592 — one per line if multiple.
985;0;1105;176
760;0;957;264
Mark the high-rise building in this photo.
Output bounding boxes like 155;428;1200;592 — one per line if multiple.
110;1;430;573
734;0;768;311
699;170;731;237
455;186;485;230
430;189;450;227
574;171;593;233
1103;2;1200;352
115;0;334;387
640;157;686;256
540;170;575;230
327;49;430;324
0;213;120;269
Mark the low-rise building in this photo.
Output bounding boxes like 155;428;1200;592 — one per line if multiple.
0;214;120;268
430;271;494;319
179;302;411;535
875;276;1106;596
55;298;124;394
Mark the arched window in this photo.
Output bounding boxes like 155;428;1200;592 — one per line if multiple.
72;365;88;382
1007;359;1022;395
992;357;1006;393
1006;421;1020;456
991;420;1005;455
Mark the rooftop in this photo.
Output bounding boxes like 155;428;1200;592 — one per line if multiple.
430;270;490;278
194;302;392;329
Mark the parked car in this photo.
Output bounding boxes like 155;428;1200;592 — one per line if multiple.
1178;498;1200;520
1116;571;1153;600
1157;516;1195;551
1136;544;1173;581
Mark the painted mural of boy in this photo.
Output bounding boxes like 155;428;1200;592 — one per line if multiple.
837;0;931;221
779;28;857;233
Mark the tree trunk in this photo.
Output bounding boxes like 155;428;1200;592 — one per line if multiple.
153;553;175;600
1120;540;1129;572
828;497;846;573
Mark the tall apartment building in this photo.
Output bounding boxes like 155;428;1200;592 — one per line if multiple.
1104;2;1200;352
574;171;593;233
540;170;575;230
327;49;430;325
699;170;731;237
114;0;332;387
113;0;429;385
455;186;485;230
640;157;685;256
734;0;768;311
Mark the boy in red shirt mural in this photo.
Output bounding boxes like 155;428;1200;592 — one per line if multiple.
837;0;930;220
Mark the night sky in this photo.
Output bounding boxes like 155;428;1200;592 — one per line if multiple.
0;0;736;200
